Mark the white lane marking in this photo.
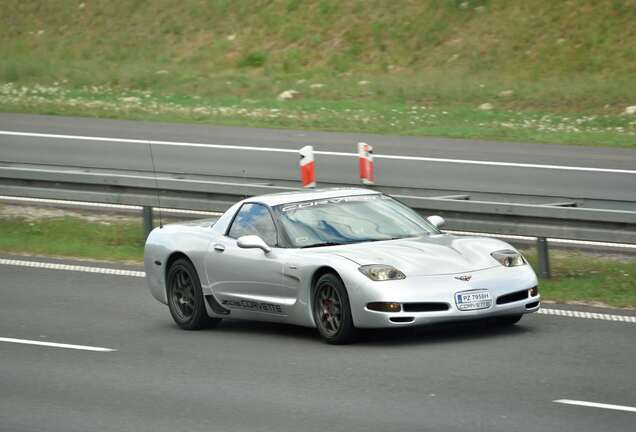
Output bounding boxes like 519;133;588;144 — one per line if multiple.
538;308;636;323
554;399;636;413
1;259;635;323
375;154;636;174
0;337;115;352
1;130;634;174
0;130;301;153
0;258;145;278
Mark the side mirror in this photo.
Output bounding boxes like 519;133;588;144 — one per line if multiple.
237;235;272;253
427;215;446;229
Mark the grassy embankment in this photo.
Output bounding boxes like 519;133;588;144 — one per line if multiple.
0;214;634;308
1;0;635;147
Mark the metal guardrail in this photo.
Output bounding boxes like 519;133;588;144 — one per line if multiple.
2;163;636;278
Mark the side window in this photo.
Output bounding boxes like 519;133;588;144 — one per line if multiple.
228;203;278;246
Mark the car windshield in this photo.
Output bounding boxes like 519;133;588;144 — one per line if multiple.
273;194;439;248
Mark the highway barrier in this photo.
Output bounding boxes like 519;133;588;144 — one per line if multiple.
2;163;635;278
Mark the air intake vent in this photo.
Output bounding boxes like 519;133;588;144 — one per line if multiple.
402;302;449;312
496;290;529;305
390;317;415;323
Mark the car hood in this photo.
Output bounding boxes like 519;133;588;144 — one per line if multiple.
332;235;510;276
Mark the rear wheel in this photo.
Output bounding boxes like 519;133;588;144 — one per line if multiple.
312;273;357;344
167;258;221;330
493;314;523;326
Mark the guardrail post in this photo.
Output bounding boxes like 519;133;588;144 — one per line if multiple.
537;237;551;279
143;206;154;239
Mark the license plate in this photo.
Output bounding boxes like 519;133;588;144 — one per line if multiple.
455;289;492;311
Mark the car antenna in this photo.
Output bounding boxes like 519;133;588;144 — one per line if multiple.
242;169;247;200
147;141;163;229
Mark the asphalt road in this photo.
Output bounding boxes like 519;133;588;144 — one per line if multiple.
1;257;635;432
1;113;635;201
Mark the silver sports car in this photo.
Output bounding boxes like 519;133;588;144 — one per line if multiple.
145;188;540;344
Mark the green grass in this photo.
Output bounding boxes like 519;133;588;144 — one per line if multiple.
0;217;144;262
1;215;635;308
1;1;635;147
522;249;636;308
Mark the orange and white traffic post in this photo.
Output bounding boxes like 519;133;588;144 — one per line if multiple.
358;142;374;185
299;145;316;188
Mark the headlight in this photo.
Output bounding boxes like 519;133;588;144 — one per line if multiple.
359;264;406;281
491;250;526;267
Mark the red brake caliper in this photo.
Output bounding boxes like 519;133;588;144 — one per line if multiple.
323;298;332;318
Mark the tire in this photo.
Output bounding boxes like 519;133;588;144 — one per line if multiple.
166;258;221;330
312;273;357;344
493;314;523;326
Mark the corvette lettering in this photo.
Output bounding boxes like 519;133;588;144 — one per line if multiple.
281;194;389;212
221;299;283;314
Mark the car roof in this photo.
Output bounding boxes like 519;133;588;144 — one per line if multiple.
245;187;381;207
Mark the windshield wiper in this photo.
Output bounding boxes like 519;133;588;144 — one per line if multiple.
302;238;407;248
364;236;409;242
300;235;422;248
300;242;350;248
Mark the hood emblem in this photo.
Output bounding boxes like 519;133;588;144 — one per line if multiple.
455;275;472;282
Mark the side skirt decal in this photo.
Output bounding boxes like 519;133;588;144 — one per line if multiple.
221;299;285;315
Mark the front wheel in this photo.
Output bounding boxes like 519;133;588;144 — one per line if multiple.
166;258;221;330
312;273;357;344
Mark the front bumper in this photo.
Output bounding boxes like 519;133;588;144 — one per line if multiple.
346;264;540;328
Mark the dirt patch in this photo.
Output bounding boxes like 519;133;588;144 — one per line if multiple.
0;204;139;224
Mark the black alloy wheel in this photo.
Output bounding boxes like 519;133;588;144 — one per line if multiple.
167;258;221;330
312;273;356;344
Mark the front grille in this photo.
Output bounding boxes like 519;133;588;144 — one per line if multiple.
390;316;415;323
496;290;529;305
402;302;450;312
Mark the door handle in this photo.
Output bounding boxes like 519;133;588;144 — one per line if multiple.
213;244;225;252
